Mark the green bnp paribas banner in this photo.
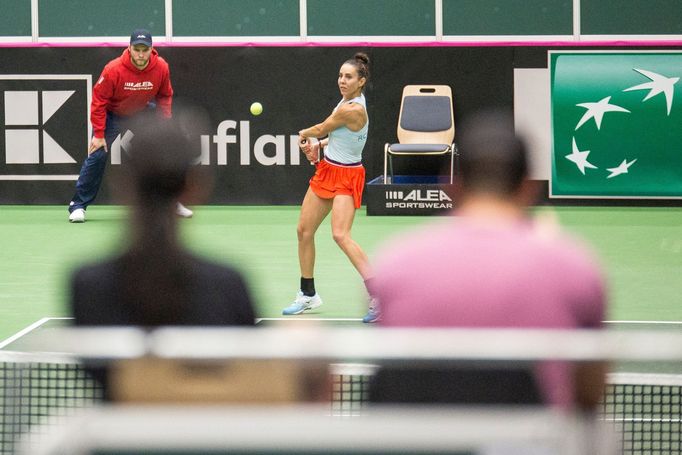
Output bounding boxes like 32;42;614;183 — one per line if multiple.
551;51;682;198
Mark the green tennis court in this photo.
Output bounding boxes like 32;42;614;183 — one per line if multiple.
1;204;681;342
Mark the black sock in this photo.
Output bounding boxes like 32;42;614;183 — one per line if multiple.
301;277;316;297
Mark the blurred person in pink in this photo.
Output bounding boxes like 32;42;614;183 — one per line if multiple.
372;109;607;410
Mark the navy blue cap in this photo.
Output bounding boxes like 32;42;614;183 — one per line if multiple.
130;29;152;47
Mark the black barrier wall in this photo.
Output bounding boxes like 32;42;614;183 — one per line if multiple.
0;45;522;204
0;44;632;205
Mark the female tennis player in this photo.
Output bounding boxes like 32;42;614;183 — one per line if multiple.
282;52;378;323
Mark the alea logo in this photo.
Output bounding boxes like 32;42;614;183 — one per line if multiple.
199;120;303;166
124;81;153;91
385;189;453;209
386;189;452;202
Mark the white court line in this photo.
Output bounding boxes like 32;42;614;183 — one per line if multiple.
604;320;682;325
256;319;682;325
0;317;72;349
3;318;677;340
262;319;682;324
256;317;363;324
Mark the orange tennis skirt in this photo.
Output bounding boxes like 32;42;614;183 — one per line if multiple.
309;158;365;209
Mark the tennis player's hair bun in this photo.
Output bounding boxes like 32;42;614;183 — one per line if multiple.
354;52;370;66
344;52;370;84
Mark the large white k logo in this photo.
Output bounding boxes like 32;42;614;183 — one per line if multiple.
4;90;77;164
110;130;135;165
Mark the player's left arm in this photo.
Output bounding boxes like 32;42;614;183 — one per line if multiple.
156;65;173;118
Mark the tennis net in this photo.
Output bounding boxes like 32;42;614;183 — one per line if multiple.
0;352;102;455
3;357;681;454
2;328;682;455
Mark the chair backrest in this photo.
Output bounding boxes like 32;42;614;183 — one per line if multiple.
368;363;543;406
109;358;330;404
397;85;454;145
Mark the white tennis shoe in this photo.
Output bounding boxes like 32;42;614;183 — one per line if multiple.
282;291;323;315
176;202;193;218
68;208;85;223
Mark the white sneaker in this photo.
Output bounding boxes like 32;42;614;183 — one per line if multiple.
282;291;323;315
176;202;193;218
69;208;85;223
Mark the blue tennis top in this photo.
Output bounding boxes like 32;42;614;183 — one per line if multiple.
324;93;368;164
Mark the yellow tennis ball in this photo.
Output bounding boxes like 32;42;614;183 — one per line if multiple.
250;102;263;116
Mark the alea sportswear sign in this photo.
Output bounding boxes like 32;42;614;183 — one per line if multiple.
365;177;455;216
384;189;452;209
550;51;682;198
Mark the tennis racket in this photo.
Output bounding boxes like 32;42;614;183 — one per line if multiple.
300;138;321;165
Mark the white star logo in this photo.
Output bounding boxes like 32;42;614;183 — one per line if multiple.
623;68;679;115
606;158;637;179
565;138;598;175
575;96;630;130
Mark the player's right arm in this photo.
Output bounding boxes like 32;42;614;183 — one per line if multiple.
88;137;106;154
299;103;364;140
297;104;362;162
89;68;115;154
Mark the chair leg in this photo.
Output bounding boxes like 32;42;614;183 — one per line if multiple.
449;152;454;184
389;156;395;185
451;143;459;184
383;144;389;184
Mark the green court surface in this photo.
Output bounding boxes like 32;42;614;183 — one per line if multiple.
0;205;681;341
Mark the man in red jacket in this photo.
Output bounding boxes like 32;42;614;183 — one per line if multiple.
68;29;193;222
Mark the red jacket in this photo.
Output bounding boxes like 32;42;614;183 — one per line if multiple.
91;48;173;138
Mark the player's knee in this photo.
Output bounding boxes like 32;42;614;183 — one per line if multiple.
297;224;314;242
332;230;350;246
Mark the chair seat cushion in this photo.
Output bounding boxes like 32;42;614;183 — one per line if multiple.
388;143;451;155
